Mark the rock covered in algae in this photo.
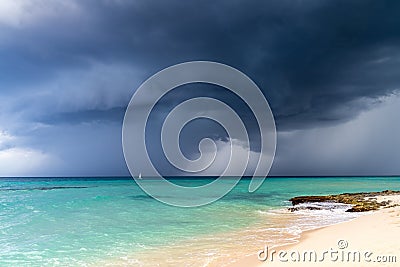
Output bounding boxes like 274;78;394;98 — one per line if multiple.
289;190;400;212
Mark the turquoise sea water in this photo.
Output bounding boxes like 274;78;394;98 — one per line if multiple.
1;177;399;266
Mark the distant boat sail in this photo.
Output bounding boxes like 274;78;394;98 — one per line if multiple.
138;173;142;179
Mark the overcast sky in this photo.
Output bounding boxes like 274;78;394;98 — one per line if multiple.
0;0;399;177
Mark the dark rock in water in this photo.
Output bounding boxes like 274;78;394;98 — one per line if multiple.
290;196;334;206
288;206;323;212
0;186;89;191
36;186;89;191
289;190;400;212
346;204;377;212
287;201;351;212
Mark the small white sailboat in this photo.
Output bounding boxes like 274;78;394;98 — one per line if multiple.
138;173;142;179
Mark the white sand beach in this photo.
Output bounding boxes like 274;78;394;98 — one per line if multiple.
230;195;400;267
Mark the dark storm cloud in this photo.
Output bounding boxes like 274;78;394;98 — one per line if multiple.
2;0;400;130
1;0;400;176
40;107;126;125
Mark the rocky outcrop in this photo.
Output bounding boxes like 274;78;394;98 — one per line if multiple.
289;190;400;212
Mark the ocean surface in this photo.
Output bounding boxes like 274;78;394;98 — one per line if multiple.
1;177;400;266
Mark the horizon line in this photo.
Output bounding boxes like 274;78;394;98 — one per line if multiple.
1;175;399;179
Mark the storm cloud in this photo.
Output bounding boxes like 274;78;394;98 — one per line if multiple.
1;0;399;176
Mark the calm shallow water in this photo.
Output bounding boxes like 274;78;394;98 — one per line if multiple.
1;177;399;266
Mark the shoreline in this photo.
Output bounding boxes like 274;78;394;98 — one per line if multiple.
99;207;359;267
103;191;399;266
2;179;400;266
229;195;400;267
99;190;400;266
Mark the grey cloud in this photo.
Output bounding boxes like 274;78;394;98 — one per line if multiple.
2;0;400;130
1;0;400;176
271;95;400;176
